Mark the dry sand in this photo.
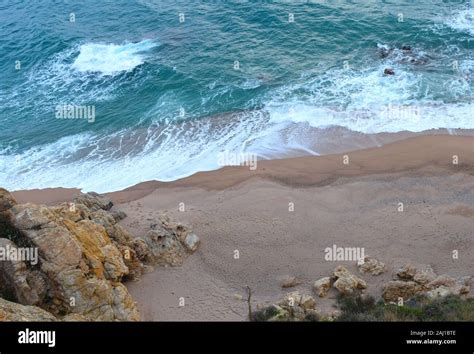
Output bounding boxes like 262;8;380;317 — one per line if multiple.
12;135;474;321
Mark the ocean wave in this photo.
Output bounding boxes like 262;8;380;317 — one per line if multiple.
266;102;474;134
264;60;474;134
2;39;157;112
0;111;271;193
447;7;474;36
71;39;157;75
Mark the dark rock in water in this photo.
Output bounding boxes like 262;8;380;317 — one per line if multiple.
384;68;395;76
378;47;393;58
409;57;428;65
401;45;412;51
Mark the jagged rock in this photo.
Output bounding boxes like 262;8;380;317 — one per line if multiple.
279;291;302;308
300;294;317;310
313;277;332;297
0;188;17;212
73;192;113;212
102;244;129;281
333;265;367;295
0;190;139;321
426;275;470;298
0;297;57;321
279;292;316;310
427;275;456;289
382;280;422;302
151;214;201;255
0;188;200;321
396;264;437;285
117;245;143;280
358;257;386;276
383;264;471;302
413;267;437;285
396;264;418;280
281;276;302;289
109;210;127;222
140;227;186;266
130;238;153;263
0;238;43;305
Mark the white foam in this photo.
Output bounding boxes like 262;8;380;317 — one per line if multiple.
447;8;474;36
71;40;157;75
2;40;157;112
0;111;272;193
264;60;474;134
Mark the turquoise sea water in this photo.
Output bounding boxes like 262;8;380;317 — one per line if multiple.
0;0;473;192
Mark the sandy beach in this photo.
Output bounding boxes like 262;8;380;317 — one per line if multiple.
11;134;474;321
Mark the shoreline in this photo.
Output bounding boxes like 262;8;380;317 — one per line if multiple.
12;134;474;204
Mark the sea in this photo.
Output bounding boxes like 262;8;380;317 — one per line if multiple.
0;0;473;192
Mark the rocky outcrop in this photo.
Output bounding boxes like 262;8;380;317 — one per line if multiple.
0;189;200;321
0;193;140;321
310;266;369;298
333;265;367;295
358;257;386;276
0;238;45;305
131;215;200;267
0;297;56;321
382;264;470;302
0;188;17;212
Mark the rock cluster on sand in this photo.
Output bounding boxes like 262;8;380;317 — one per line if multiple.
256;259;471;321
382;264;470;302
0;188;200;321
131;214;200;267
312;265;370;298
333;265;368;295
358;257;386;276
255;291;318;321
